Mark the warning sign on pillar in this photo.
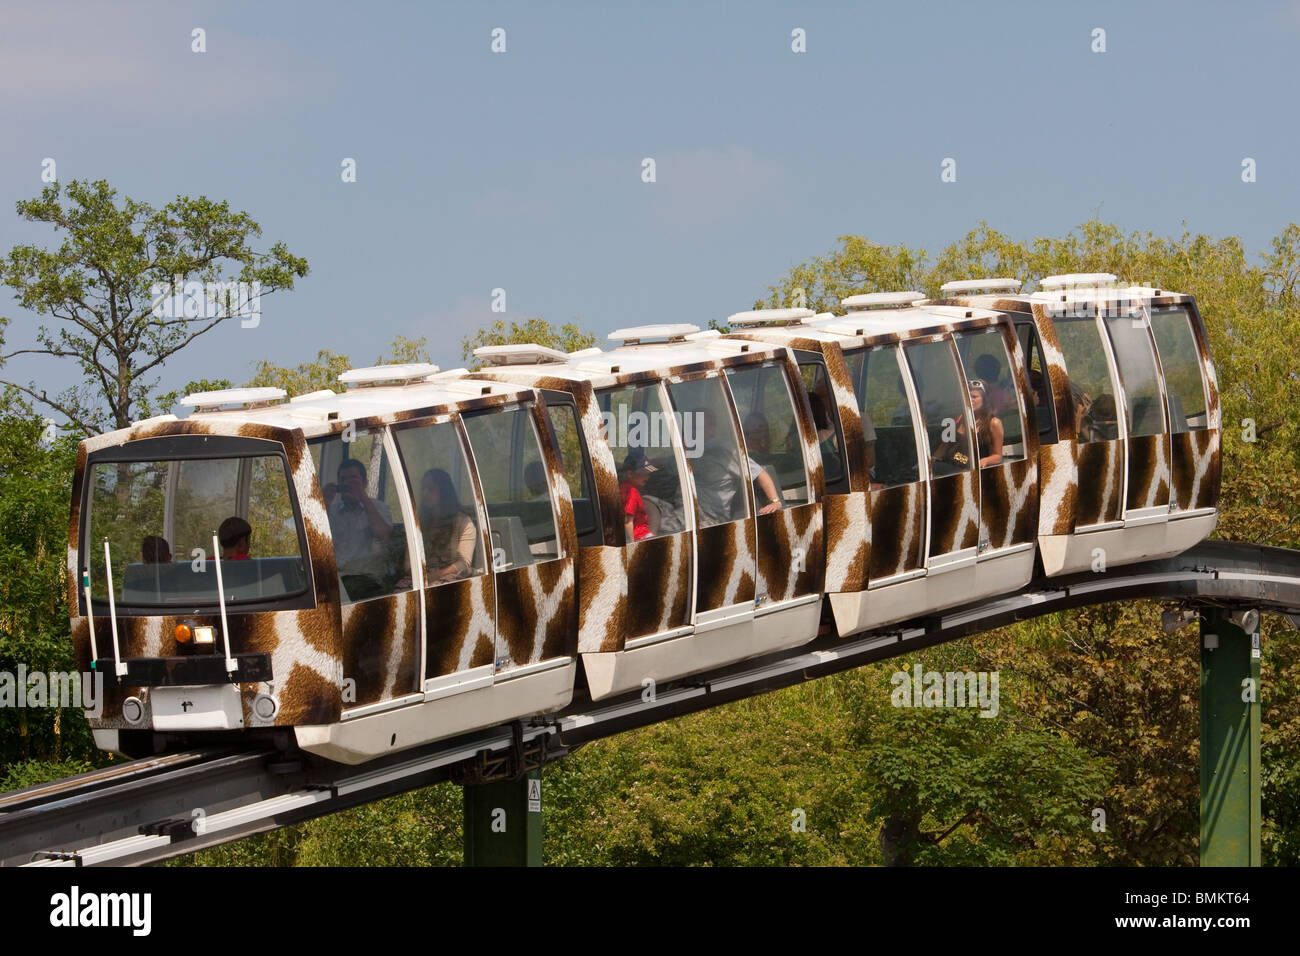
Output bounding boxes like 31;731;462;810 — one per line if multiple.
527;777;541;813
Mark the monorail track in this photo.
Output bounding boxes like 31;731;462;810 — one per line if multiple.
3;539;1297;868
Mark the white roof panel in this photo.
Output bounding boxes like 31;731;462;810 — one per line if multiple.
180;386;286;409
474;344;569;365
339;363;440;386
940;278;1022;294
841;290;925;310
607;323;700;344
1039;273;1119;291
727;307;815;326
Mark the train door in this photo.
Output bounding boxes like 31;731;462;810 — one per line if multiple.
666;372;757;630
796;359;852;495
308;428;423;709
725;360;824;606
903;337;981;571
1100;309;1172;523
954;327;1038;552
1015;320;1059;448
1147;304;1217;513
461;402;576;676
842;344;927;583
597;381;693;643
540;391;605;548
1051;313;1127;528
390;415;497;696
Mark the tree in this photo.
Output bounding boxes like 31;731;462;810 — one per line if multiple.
755;236;929;314
0;179;308;435
0;390;98;769
247;335;432;397
460;318;597;369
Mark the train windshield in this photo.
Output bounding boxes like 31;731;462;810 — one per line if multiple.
85;455;308;607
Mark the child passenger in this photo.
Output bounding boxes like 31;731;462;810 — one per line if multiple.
620;451;656;543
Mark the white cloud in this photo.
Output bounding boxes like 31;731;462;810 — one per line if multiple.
0;2;332;113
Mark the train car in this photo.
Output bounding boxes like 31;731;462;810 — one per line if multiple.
68;367;587;764
930;275;1221;574
460;325;826;699
722;294;1040;635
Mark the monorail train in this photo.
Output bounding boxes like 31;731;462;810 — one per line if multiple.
66;274;1221;764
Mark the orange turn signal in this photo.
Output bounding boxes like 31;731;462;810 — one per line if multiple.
174;623;193;644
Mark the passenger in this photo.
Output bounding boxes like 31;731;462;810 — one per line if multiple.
968;381;1004;466
932;382;1002;470
743;410;771;457
1082;394;1119;442
323;459;393;567
692;408;782;524
141;535;171;564
744;411;786;502
1028;366;1049;412
620;451;655;542
524;460;549;499
1069;382;1092;437
417;468;477;583
973;354;1012;416
808;392;836;445
217;517;252;560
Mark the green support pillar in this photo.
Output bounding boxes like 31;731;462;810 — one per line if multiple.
1199;609;1261;866
462;769;543;866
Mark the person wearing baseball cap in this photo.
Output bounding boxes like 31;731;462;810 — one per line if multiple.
620;450;657;542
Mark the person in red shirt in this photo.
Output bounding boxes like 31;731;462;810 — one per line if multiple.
619;451;656;543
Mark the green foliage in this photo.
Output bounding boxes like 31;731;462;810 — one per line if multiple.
0;390;100;767
247;335;433;397
1;757;98;792
460;317;597;369
0;179;308;434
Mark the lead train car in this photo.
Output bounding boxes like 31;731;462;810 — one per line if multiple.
68;369;585;764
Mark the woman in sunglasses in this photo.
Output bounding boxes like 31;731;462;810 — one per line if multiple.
967;380;1004;467
932;380;1004;472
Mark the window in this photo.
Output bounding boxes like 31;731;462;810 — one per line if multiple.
725;363;811;506
955;329;1027;466
544;400;598;537
667;376;753;528
393;421;486;586
598;382;688;541
844;346;921;488
1054;317;1120;443
798;361;846;486
1149;306;1209;432
1104;315;1167;438
311;430;411;604
904;339;974;478
86;455;307;607
1016;322;1057;443
462;405;561;568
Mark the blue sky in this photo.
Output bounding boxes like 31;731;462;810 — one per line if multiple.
1;0;1297;420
